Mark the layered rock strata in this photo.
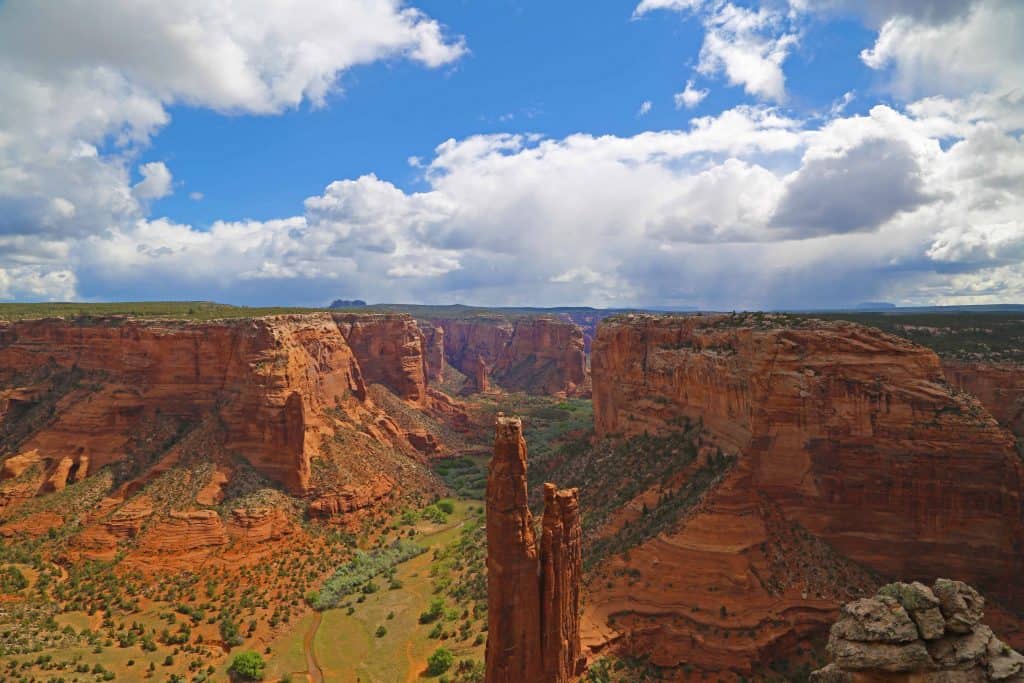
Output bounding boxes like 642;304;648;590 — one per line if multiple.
419;321;446;383
0;313;433;499
943;360;1024;437
436;317;587;396
592;314;1024;605
586;314;1024;673
486;415;583;683
811;580;1024;681
333;313;429;404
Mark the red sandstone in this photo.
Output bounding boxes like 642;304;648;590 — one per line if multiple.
486;415;583;683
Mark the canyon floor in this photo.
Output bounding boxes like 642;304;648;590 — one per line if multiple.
0;383;594;683
2;304;1023;682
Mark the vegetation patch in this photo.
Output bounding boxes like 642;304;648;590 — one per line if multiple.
310;540;426;610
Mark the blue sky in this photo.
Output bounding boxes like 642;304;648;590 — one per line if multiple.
0;0;1021;308
146;2;878;227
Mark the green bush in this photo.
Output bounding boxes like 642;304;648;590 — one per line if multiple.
313;540;425;610
375;625;387;638
426;647;454;676
436;500;455;514
419;597;444;624
421;505;448;524
228;651;265;680
0;566;28;593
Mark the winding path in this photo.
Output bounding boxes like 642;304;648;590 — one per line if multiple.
303;611;324;683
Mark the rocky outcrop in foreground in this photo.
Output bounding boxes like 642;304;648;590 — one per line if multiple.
486;415;583;683
812;579;1024;681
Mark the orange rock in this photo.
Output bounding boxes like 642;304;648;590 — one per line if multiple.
307;474;395;521
0;450;42;480
486;415;583;683
436;317;587;396
943;359;1024;437
540;483;585;682
195;468;229;506
419;321;446;383
72;496;153;560
473;355;491;394
0;511;63;538
405;429;441;455
42;456;74;492
133;509;228;565
589;314;1024;672
334;313;429;404
227;506;294;543
487;415;544;683
0;313;433;498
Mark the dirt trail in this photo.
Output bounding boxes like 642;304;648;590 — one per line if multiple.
404;641;420;683
304;610;324;683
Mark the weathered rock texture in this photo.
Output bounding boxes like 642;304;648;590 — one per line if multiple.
419;321;446;383
333;313;429;404
586;314;1024;673
0;312;460;566
943;360;1024;437
486;415;583;683
436;317;587;396
0;313;435;498
811;580;1024;681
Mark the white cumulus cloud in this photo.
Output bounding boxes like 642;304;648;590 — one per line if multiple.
675;80;710;108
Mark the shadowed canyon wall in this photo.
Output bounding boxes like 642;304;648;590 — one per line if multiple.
942;359;1024;438
487;415;583;683
587;314;1024;674
433;317;588;396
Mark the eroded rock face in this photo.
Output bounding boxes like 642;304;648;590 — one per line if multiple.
307;472;396;527
134;509;229;566
333;313;429;404
419;321;446;383
540;483;585;682
486;415;583;683
586;314;1024;674
437;317;587;396
0;313;430;498
943;360;1024;437
811;580;1024;682
592;315;1024;607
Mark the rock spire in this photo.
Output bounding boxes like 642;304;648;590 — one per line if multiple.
486;414;584;683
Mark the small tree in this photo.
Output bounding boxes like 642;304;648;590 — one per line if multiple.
426;647;454;676
228;651;265;681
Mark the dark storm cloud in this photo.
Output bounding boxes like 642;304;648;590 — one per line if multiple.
769;138;932;237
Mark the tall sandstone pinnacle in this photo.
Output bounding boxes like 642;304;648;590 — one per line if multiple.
486;415;583;683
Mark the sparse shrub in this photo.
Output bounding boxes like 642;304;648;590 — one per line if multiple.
228;651;265;680
426;647;454;676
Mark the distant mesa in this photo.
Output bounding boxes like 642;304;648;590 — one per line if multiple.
329;298;367;308
854;301;897;310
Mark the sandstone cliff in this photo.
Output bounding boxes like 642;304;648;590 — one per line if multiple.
333;313;429;404
419;321;446;383
943;359;1024;437
586;314;1024;674
811;579;1024;681
486;415;583;683
435;317;587;396
0;313;450;562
